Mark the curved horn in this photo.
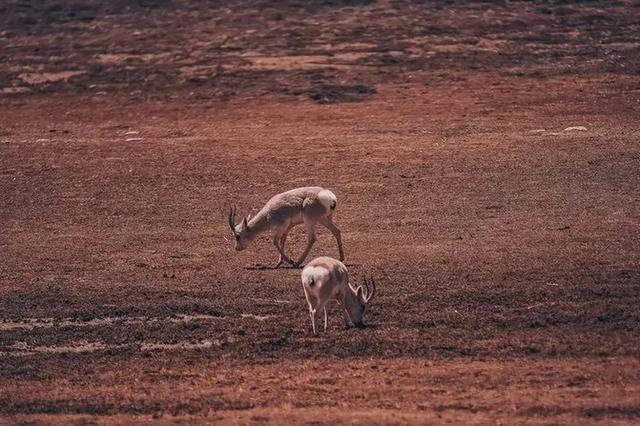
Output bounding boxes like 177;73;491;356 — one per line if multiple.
361;277;370;301
228;206;239;236
355;284;365;302
364;276;376;303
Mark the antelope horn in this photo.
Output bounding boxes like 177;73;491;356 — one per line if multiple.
361;277;370;301
228;206;239;236
364;276;376;303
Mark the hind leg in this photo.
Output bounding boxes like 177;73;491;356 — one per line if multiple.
324;307;328;331
303;286;319;335
309;308;316;335
321;216;345;262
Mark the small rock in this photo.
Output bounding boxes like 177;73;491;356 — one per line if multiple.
125;137;143;142
563;126;587;132
124;130;139;135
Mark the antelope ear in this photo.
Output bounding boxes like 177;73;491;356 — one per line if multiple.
356;286;364;300
242;216;249;228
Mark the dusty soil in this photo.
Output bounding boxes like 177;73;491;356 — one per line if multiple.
1;0;640;424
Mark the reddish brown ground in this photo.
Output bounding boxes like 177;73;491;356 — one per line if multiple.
1;0;640;424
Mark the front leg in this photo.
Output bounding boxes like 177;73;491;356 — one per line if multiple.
294;222;317;267
273;232;295;267
343;308;352;328
277;224;294;266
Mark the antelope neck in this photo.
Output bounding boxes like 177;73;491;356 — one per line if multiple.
246;212;270;238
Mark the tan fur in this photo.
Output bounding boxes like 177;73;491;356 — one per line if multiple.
229;187;344;267
300;257;375;335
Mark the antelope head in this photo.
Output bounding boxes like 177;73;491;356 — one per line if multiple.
348;276;376;328
228;206;252;251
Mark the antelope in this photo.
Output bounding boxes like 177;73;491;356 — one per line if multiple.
300;256;376;335
228;187;345;268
